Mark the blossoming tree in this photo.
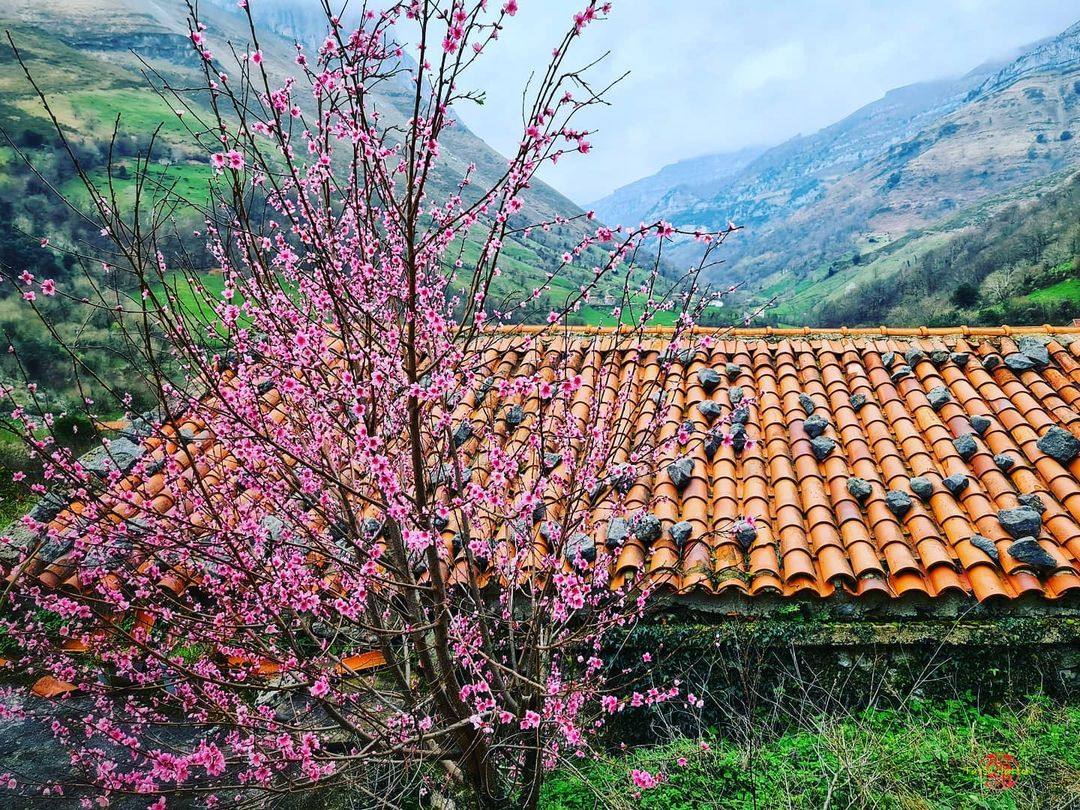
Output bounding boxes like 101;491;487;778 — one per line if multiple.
0;1;741;806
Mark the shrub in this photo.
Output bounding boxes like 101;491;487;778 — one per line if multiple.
951;281;980;308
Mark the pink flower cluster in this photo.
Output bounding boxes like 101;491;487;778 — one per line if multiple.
0;1;749;805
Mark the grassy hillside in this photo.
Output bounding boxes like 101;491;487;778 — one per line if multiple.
0;3;686;421
708;63;1080;301
605;20;1080;328
761;171;1080;327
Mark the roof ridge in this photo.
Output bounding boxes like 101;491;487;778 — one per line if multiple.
502;324;1080;338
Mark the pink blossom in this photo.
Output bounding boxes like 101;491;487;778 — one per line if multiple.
630;769;663;789
0;2;736;802
519;710;541;730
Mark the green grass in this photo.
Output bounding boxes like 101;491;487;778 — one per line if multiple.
756;230;955;324
1027;278;1080;303
543;697;1080;810
160;271;227;311
61;88;194;144
61;162;214;211
148;272;231;332
577;304;680;328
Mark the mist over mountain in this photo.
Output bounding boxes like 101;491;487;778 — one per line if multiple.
590;145;766;228
201;0;365;49
592;17;1080;326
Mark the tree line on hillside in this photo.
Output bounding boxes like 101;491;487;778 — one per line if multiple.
817;174;1080;327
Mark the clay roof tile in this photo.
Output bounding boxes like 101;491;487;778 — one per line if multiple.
21;327;1080;615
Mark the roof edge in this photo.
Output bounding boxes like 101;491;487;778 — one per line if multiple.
504;324;1080;338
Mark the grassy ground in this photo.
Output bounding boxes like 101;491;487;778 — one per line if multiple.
756;230;955;325
154;271;227;315
542;697;1080;809
577;303;681;327
1027;277;1080;303
56;88;193;143
59;162;214;212
0;434;39;526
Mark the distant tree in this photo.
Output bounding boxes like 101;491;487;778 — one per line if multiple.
983;266;1019;306
1061;131;1074;142
1036;133;1048;144
17;128;44;148
950;281;979;308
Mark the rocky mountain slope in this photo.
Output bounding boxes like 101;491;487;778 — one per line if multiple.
0;0;673;330
597;19;1080;326
760;168;1080;328
590;145;765;227
974;20;1080;96
0;0;689;410
3;0;583;230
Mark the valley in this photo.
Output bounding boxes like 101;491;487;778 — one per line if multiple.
595;20;1080;328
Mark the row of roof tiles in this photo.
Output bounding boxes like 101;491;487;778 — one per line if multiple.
6;332;1080;607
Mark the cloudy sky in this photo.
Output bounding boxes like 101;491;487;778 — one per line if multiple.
449;1;1079;205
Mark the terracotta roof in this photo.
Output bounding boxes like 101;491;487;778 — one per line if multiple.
8;330;1080;607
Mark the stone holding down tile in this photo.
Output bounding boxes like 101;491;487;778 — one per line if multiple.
7;329;1080;614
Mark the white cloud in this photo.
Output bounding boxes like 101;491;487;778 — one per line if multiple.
728;42;806;93
449;0;1079;203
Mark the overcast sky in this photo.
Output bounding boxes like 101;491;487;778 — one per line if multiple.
449;1;1079;205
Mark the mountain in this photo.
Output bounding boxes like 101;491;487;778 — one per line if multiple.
589;145;766;227
0;0;673;337
598;61;1011;237
973;20;1080;97
799;169;1080;328
601;19;1080;326
0;0;682;408
201;0;363;46
1;0;582;230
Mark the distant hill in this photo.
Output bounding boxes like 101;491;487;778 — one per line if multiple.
590;145;766;227
0;0;686;406
765;169;1080;328
0;0;675;328
597;19;1080;326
